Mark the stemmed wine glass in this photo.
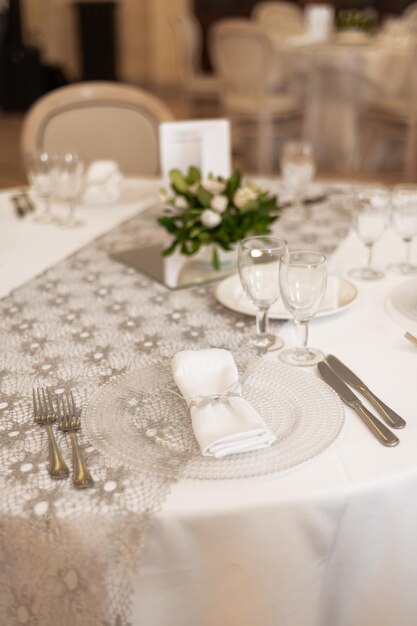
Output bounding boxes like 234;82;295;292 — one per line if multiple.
279;250;327;366
55;152;85;228
387;185;417;275
349;186;390;281
280;141;316;215
238;236;288;350
26;151;58;223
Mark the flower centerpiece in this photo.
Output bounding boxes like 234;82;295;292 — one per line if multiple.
157;167;282;270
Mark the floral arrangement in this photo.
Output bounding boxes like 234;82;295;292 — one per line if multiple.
336;9;375;33
157;167;281;270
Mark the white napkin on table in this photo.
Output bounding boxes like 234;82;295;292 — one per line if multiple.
171;349;276;458
82;160;122;205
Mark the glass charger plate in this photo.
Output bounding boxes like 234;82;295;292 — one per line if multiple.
388;278;417;325
215;273;357;320
83;359;344;480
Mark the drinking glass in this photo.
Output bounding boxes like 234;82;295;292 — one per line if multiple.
349;186;389;281
280;141;316;212
387;185;417;275
26;151;58;223
238;236;288;350
56;152;85;228
279;251;327;366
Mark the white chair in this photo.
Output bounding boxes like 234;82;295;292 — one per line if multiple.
362;46;417;180
251;2;305;37
171;12;220;116
21;82;174;176
209;18;303;174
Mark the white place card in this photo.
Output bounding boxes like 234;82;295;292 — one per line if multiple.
159;119;231;186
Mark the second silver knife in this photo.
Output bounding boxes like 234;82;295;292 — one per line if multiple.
325;354;406;429
317;361;399;447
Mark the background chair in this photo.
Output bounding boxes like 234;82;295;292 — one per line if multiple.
251;2;305;38
21;82;174;176
209;18;303;174
170;12;220;117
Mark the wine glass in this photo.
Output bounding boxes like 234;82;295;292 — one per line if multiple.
25;151;58;223
387;185;417;275
55;152;85;228
238;236;288;350
280;141;316;214
349;186;390;281
279;250;327;366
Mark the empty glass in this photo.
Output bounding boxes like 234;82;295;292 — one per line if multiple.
56;152;85;228
238;236;288;350
280;141;316;213
279;251;327;366
349;186;389;281
26;151;58;223
388;185;417;275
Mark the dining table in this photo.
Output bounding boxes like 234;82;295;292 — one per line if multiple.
0;176;416;626
271;29;416;172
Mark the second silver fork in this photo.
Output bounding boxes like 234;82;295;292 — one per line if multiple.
52;389;94;489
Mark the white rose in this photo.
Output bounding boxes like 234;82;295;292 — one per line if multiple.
174;195;188;210
233;186;257;209
202;179;226;194
211;194;228;213
189;183;199;194
201;209;222;228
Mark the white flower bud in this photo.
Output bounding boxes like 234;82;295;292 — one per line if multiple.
233;186;257;209
211;194;228;213
201;209;222;228
202;179;226;194
174;196;188;210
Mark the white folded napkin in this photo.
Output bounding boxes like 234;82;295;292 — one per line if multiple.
171;349;276;458
82;160;122;205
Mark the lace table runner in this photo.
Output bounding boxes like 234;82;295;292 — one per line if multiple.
0;193;351;625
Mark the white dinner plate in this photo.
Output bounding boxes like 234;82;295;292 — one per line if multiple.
215;273;357;320
386;278;417;330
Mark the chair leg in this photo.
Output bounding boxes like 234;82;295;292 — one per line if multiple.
405;121;417;182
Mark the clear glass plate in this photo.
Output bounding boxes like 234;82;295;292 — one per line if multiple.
83;359;344;480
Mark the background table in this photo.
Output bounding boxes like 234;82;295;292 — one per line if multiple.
274;34;415;171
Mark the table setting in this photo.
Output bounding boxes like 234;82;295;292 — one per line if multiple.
1;132;417;626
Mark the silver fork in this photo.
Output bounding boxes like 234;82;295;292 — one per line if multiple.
33;387;69;479
53;389;94;489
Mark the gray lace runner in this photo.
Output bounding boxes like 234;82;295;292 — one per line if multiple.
0;192;351;625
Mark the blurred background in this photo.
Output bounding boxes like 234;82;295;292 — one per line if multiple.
1;0;417;187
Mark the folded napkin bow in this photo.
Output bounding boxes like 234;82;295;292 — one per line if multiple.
171;349;276;458
82;160;122;205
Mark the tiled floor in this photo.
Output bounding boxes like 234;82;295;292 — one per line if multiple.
0;89;405;190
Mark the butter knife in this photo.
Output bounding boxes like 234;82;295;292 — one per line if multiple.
317;361;399;447
325;354;406;429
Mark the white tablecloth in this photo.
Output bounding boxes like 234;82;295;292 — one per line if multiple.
1;180;417;626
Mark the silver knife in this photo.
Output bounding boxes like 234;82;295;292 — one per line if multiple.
317;361;399;447
325;354;406;429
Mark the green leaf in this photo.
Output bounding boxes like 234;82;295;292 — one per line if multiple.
186;166;201;185
211;247;220;271
225;170;241;200
162;240;178;256
169;169;189;194
196;185;212;207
